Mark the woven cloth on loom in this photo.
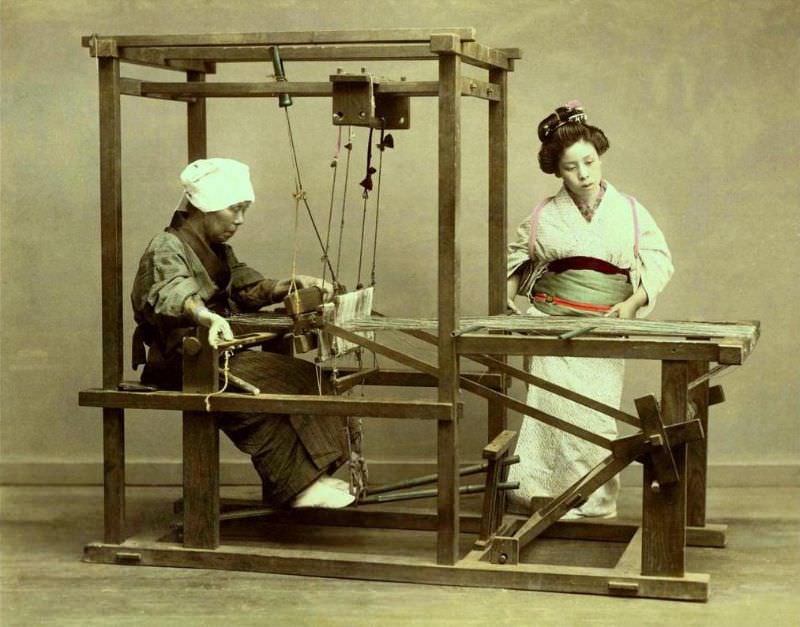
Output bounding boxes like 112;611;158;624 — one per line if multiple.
318;286;374;361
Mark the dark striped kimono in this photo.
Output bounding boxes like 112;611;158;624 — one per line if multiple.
131;210;347;505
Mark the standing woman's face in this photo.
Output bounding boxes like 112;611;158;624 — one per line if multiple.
557;139;602;202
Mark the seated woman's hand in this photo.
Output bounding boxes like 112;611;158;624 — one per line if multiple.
294;274;335;302
195;307;234;348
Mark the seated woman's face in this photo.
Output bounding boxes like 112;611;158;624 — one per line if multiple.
557;139;602;201
203;201;250;244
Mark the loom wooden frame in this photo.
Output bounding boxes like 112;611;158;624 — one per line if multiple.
78;28;757;601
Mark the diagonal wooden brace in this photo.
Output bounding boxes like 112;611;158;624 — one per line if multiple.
322;322;614;449
487;453;634;564
634;395;679;486
476;430;517;548
487;419;705;564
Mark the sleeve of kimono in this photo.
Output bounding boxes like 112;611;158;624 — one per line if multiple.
132;233;201;320
635;202;674;318
507;213;537;296
226;247;278;312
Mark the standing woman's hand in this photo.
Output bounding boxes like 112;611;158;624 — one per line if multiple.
606;286;649;319
506;274;523;315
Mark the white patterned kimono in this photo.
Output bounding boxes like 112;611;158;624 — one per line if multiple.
506;181;673;516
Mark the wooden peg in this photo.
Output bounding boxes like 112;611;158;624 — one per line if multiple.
708;385;725;406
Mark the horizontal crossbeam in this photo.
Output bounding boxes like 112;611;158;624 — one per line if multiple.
82;28;478;49
456;334;745;363
78;388;456;420
118;79;500;101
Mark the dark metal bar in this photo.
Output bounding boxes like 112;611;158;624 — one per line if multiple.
366;455;520;496
359;481;518;505
559;325;598;340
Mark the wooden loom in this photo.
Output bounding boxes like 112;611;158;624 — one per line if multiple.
77;28;760;601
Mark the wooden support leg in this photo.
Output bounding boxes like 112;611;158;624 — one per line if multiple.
97;52;124;545
642;360;688;576
687;360;710;527
487;65;508;444
436;37;461;567
103;408;125;544
183;411;220;549
437;417;459;565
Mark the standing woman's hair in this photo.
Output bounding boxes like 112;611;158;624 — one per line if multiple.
537;101;610;175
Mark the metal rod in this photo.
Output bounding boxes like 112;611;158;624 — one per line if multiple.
358;481;519;505
333;367;380;393
558;325;597;340
217;331;279;351
366;455;520;496
687;363;730;390
452;324;486;337
226;373;260;395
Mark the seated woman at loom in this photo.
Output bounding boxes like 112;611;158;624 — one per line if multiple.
505;102;674;519
131;157;353;509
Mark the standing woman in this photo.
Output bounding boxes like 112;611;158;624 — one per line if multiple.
505;102;674;518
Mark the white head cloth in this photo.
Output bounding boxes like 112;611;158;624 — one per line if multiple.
178;158;255;213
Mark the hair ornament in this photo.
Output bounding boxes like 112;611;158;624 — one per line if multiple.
538;100;587;142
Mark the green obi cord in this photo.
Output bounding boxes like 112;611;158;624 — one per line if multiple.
532;269;633;317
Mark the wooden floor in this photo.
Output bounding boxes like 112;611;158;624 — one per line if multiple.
1;486;798;626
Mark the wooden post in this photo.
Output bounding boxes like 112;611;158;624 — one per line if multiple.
182;411;220;548
182;70;215;547
642;360;688;576
487;67;508;442
98;55;125;544
437;37;462;566
182;330;220;549
102;409;124;544
186;70;207;161
687;360;710;526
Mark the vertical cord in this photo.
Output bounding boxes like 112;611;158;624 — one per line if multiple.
356;127;375;288
370;129;386;288
322;127;343;286
203;350;233;412
282;107;338;285
283;109;303;292
334;128;353;281
356;198;368;288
